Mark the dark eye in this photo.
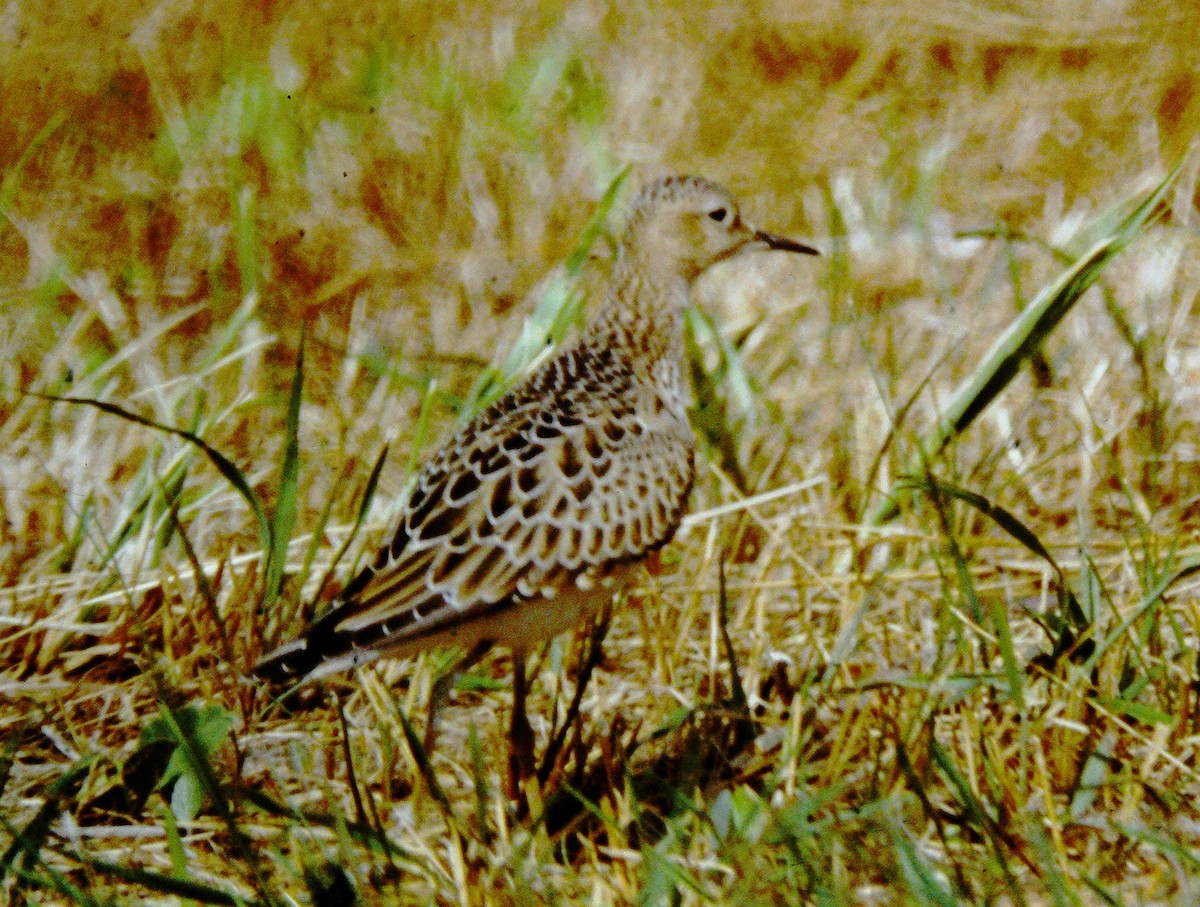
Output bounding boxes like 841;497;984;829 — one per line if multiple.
708;207;728;223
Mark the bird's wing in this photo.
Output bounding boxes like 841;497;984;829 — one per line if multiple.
255;345;694;681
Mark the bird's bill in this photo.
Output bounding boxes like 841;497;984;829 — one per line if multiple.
753;229;820;256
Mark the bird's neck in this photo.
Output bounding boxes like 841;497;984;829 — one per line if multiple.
587;249;688;368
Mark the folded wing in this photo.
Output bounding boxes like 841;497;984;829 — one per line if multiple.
253;344;694;683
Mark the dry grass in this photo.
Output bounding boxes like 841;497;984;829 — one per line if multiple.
4;1;1200;904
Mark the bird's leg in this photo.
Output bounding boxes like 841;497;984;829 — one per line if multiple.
539;602;613;784
424;639;492;754
507;646;535;798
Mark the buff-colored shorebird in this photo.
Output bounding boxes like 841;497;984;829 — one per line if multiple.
254;175;817;786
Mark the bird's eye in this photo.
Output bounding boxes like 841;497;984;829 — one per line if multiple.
708;207;728;223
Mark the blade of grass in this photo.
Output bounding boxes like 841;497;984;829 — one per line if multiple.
34;392;271;568
467;725;494;844
869;161;1182;525
158;800;198;907
165;495;234;667
292;457;354;620
0;756;94;879
885;817;959;907
233;183;259;300
394;701;454;816
929;738;1028;906
55;490;95;572
901;474;1084;692
313;444;388;607
233;784;434;873
335;695;370;828
717;555;748;712
152;448;192;567
406;377;439;477
1080;556;1200;675
53;840;262;906
1026;818;1082;907
0;727;19;801
895;739;971;897
262;332;304;609
1114;822;1200;873
0;830;102;907
539;605;611;784
465;165;629;414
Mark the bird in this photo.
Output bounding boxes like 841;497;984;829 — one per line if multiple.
253;174;818;789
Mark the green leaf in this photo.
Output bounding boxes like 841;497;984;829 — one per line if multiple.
141;704;235;824
171;771;202;825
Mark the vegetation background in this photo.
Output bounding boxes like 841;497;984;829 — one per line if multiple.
4;0;1200;903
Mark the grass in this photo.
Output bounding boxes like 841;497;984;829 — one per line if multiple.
4;2;1200;904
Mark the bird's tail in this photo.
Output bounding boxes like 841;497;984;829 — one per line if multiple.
251;606;357;686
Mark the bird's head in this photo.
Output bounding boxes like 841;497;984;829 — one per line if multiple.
620;175;818;282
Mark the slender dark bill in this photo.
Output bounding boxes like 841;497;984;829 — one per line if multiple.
754;230;820;256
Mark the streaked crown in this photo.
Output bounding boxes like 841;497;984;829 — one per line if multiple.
619;175;757;280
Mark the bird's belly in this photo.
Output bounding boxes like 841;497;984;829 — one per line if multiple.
419;563;635;655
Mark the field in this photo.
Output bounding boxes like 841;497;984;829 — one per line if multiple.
4;1;1200;903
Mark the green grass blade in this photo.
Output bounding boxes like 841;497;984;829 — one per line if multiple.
395;703;454;816
870;161;1181;525
886;818;959;907
0;828;102;907
166;496;234;667
57;842;261;906
0;757;94;879
314;444;389;607
930;739;1027;906
465;165;630;415
406;378;439;477
716;556;748;711
0;734;17;801
262;333;304;608
293;461;350;621
1114;822;1200;873
233;784;432;872
35;392;272;568
901;474;1080;683
467;725;493;844
1080;556;1200;675
157;800;195;907
990;594;1024;708
233;183;259;300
